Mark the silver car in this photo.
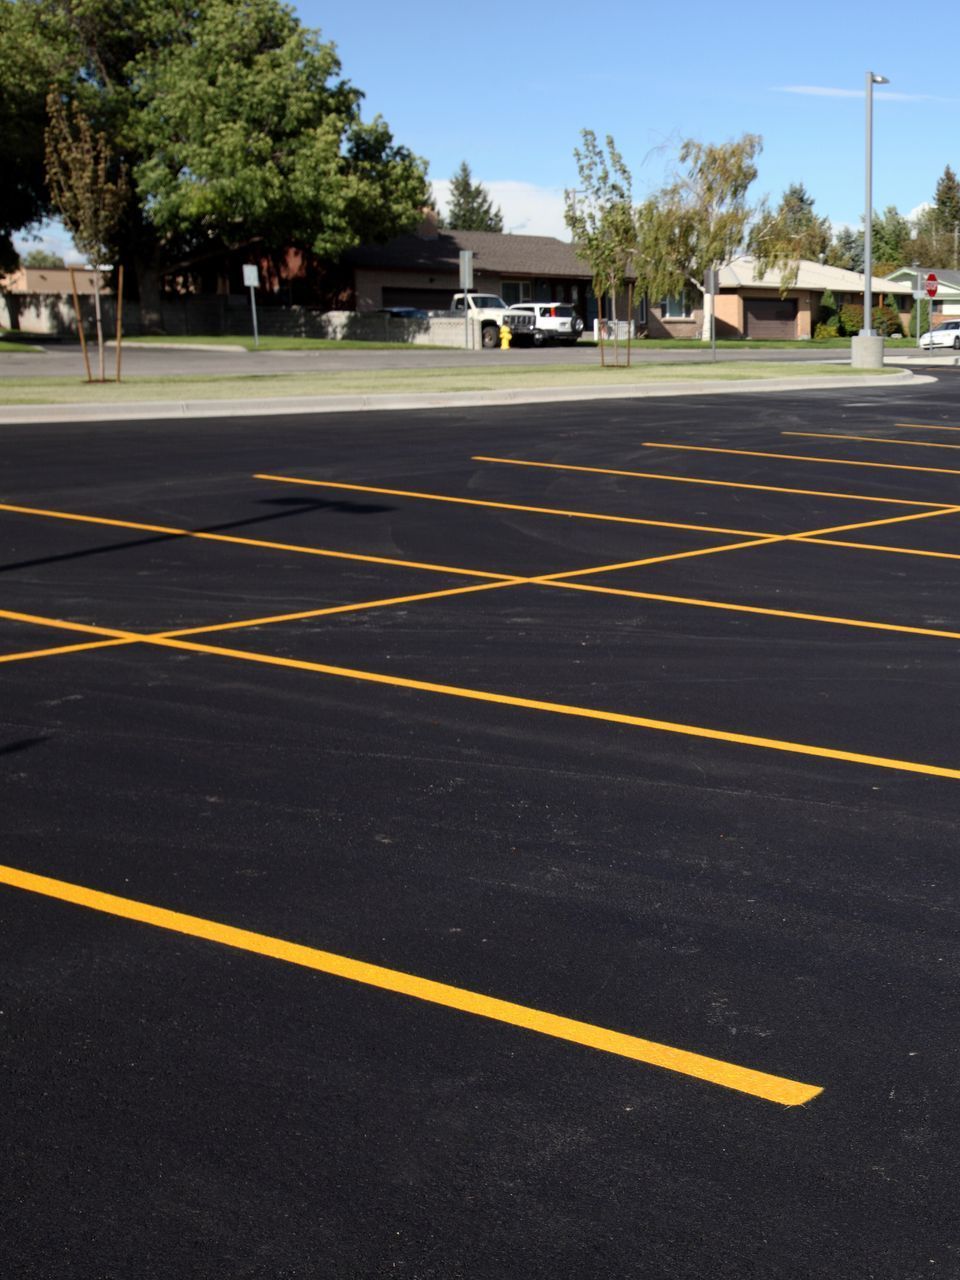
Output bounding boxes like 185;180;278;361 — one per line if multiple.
920;319;960;349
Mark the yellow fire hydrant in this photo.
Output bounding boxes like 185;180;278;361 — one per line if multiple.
499;323;512;350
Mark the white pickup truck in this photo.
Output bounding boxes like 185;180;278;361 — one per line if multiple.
442;293;535;348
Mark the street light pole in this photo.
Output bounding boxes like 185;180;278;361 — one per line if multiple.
861;70;889;336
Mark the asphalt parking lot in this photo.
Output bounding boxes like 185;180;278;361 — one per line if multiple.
3;379;960;1277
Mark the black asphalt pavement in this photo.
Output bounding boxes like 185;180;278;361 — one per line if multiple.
3;377;960;1278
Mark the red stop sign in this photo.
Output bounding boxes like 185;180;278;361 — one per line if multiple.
926;272;939;298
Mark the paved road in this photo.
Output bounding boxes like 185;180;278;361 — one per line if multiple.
0;338;871;380
2;376;960;1277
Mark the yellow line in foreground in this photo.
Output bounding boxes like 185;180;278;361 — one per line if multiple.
644;442;960;481
0;862;822;1106
254;474;768;538
0;637;132;664
472;454;933;507
785;431;960;451
0;501;512;582
895;423;960;432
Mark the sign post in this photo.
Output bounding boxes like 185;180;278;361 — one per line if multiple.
705;267;719;362
923;273;938;350
242;263;260;348
459;250;474;349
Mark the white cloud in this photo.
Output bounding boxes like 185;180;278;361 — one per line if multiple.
432;179;571;241
776;85;954;103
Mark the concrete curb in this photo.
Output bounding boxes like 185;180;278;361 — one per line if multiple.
0;369;933;425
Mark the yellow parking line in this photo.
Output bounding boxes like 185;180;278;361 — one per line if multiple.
545;580;960;643
0;501;512;582
644;442;960;481
809;538;960;563
0;862;822;1106
254;474;769;537
5;603;960;782
785;431;960;451
0;638;132;664
793;506;960;539
164;579;522;639
895;423;960;432
472;454;933;507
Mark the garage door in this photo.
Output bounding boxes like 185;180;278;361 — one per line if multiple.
381;286;454;311
744;297;798;338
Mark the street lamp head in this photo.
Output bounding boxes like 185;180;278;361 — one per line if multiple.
870;73;889;85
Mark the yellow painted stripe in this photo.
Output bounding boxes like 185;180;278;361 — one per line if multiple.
793;506;960;539
536;538;784;580
4;605;960;781
0;501;512;582
254;474;768;537
545;580;960;642
785;431;960;451
163;580;521;639
0;638;132;664
472;454;931;507
894;423;960;432
645;442;960;481
810;538;960;563
0;862;822;1106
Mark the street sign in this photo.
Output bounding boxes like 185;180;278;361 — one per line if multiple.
242;263;260;288
926;272;939;298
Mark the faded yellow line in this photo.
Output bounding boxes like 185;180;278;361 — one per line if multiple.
472;454;932;507
4;605;960;781
546;580;960;643
0;637;132;664
0;501;512;582
785;431;960;451
895;423;960;432
0;862;822;1106
645;442;960;481
254;474;769;538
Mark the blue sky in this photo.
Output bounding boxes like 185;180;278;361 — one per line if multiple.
17;0;953;260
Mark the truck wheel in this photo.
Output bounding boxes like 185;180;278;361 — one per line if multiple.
481;324;498;349
531;330;545;347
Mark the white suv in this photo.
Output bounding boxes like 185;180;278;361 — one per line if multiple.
506;302;584;345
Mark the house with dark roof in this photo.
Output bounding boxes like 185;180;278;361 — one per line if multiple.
343;217;599;321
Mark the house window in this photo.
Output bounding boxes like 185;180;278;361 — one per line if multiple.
502;280;532;305
635;295;647;325
661;293;692;318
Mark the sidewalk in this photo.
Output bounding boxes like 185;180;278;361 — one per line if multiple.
0;368;930;425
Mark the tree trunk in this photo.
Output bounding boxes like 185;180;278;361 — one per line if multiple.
700;286;713;342
93;275;105;381
134;256;165;334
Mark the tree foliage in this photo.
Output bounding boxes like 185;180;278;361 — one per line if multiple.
749;182;830;290
933;165;960;231
21;248;67;268
442;162;503;232
564;130;636;363
45;93;130;265
1;0;430;318
634;134;761;341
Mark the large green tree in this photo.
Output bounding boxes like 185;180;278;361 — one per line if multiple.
934;165;960;231
749;182;831;287
635;134;762;342
3;0;429;325
442;161;503;232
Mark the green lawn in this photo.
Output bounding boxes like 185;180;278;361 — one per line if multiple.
0;361;897;406
0;330;45;353
122;334;449;351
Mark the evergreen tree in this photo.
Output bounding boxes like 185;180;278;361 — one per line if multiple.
934;165;960;231
444;162;503;232
749;180;830;282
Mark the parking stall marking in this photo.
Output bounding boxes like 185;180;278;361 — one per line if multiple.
643;442;960;480
895;423;960;432
470;455;944;508
0;637;132;664
0;862;823;1106
253;475;770;538
6;604;960;783
0;501;516;582
784;432;960;452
